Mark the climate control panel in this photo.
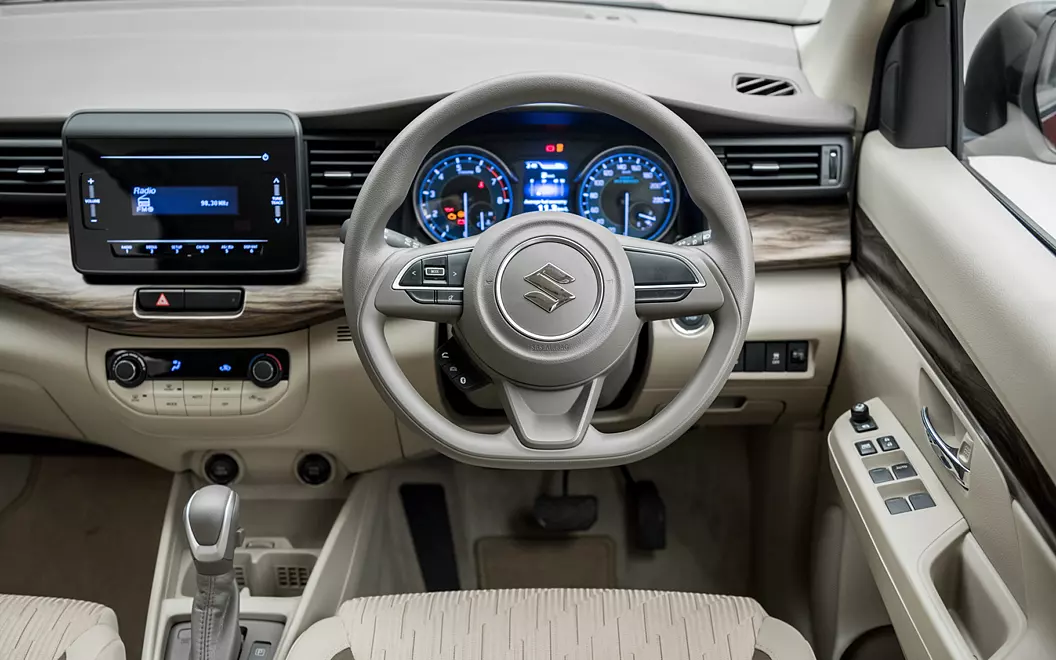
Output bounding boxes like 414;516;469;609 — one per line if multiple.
105;348;290;416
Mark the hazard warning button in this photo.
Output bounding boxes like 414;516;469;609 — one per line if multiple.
136;289;185;312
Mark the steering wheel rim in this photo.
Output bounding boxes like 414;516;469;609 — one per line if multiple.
343;72;754;469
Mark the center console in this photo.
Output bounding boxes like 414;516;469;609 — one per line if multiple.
64;111;305;279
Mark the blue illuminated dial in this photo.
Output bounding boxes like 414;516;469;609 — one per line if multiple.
414;147;515;242
577;147;679;240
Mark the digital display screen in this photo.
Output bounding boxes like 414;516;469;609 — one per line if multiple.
522;160;569;213
130;186;239;216
65;115;304;278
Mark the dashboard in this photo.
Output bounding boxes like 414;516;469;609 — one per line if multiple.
0;0;856;481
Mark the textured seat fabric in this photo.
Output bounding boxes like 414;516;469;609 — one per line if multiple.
0;595;124;660
288;589;814;660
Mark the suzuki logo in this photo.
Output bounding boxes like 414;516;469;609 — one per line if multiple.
523;263;576;313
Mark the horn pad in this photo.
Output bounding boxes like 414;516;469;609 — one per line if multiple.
457;212;639;389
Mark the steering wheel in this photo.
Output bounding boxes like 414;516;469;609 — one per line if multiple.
343;73;754;469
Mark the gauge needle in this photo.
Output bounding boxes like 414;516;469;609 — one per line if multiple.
479;210;485;232
623;191;630;236
463;192;469;239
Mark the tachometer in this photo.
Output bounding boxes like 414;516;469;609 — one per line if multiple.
415;147;515;242
577;146;679;240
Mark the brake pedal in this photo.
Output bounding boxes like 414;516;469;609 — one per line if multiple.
620;467;666;551
532;471;598;532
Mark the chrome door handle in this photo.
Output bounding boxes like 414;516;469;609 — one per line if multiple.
922;406;971;490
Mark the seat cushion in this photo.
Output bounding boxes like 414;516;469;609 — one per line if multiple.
0;595;124;660
288;589;813;660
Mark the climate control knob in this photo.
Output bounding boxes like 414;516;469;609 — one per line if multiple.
248;354;282;388
111;352;147;388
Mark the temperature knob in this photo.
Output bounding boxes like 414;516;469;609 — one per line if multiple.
111;352;147;388
248;354;282;388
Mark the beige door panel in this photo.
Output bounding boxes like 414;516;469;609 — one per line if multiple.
830;398;1027;659
834;270;1026;609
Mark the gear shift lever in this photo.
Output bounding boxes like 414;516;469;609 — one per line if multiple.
184;485;244;660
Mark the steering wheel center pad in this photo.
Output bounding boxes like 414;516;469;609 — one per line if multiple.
459;212;639;389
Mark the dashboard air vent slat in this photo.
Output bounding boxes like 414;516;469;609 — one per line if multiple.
719;143;823;189
0;140;66;216
336;325;353;342
305;135;390;223
734;74;798;97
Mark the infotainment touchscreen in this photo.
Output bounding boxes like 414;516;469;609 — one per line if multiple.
64;111;305;278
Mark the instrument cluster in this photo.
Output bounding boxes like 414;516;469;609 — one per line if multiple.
411;138;682;243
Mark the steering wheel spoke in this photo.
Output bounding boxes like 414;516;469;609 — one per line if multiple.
619;237;726;321
372;238;477;322
498;378;604;450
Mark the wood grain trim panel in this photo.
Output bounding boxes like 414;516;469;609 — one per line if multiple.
0;202;849;337
855;208;1056;533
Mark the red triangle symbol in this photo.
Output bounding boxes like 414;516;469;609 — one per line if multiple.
155;293;170;307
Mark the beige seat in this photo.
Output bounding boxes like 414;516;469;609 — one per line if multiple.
288;589;813;660
0;595;124;660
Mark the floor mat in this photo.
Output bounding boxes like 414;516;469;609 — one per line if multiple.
0;455;170;659
440;429;752;595
476;536;617;589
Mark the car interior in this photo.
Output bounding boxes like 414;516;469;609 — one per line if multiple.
3;0;1056;659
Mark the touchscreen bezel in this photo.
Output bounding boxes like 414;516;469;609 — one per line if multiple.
64;111;306;280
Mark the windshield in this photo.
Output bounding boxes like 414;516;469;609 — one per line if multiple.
523;0;831;25
0;0;830;26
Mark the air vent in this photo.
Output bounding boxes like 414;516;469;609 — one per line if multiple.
719;143;823;189
734;74;798;97
275;565;312;590
336;325;353;342
0;139;65;215
305;135;390;223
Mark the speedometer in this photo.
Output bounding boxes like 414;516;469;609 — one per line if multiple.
577;147;679;240
415;147;515;242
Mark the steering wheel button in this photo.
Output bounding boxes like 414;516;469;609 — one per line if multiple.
436;290;463;305
424;266;446;278
634;288;690;303
627;251;697;285
446;252;470;286
407;290;436;304
399;261;424;287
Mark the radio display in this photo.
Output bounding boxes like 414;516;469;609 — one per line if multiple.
130;186;240;216
65;111;305;279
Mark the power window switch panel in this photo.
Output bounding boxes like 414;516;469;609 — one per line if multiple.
868;467;894;484
107;381;156;414
241;381;289;415
885;497;912;515
892;463;917;480
854;440;877;456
